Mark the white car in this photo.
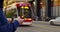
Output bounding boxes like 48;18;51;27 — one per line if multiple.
49;17;60;25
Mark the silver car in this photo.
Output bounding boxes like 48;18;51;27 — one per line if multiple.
49;17;60;25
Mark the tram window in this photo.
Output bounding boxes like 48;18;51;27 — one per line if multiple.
24;9;32;18
17;6;32;18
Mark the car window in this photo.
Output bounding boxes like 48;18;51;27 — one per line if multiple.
56;17;60;20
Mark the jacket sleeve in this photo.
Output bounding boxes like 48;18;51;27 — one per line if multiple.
0;9;8;25
0;20;19;32
0;0;8;25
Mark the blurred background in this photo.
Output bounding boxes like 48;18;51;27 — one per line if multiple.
2;0;60;32
3;0;60;21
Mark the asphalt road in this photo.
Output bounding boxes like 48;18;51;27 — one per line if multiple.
15;21;60;32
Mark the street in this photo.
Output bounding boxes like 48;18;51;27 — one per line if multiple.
15;21;60;32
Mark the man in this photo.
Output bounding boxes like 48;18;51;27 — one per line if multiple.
0;0;24;32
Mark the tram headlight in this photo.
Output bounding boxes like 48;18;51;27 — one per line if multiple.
28;18;32;20
21;6;24;8
24;18;32;20
24;18;27;20
24;6;29;9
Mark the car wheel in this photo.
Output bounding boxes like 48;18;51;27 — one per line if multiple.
50;21;54;25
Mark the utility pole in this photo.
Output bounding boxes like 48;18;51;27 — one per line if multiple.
34;0;38;21
36;0;41;21
47;0;51;18
47;0;54;21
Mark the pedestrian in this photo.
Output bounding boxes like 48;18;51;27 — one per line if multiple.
0;0;24;32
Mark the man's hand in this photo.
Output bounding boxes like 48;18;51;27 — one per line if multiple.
16;16;24;25
7;18;12;23
7;16;24;25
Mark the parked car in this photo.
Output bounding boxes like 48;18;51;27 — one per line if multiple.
49;17;60;25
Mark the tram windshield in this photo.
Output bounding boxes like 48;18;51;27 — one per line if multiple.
17;6;32;18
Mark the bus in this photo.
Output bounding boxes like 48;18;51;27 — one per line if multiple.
5;2;32;25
